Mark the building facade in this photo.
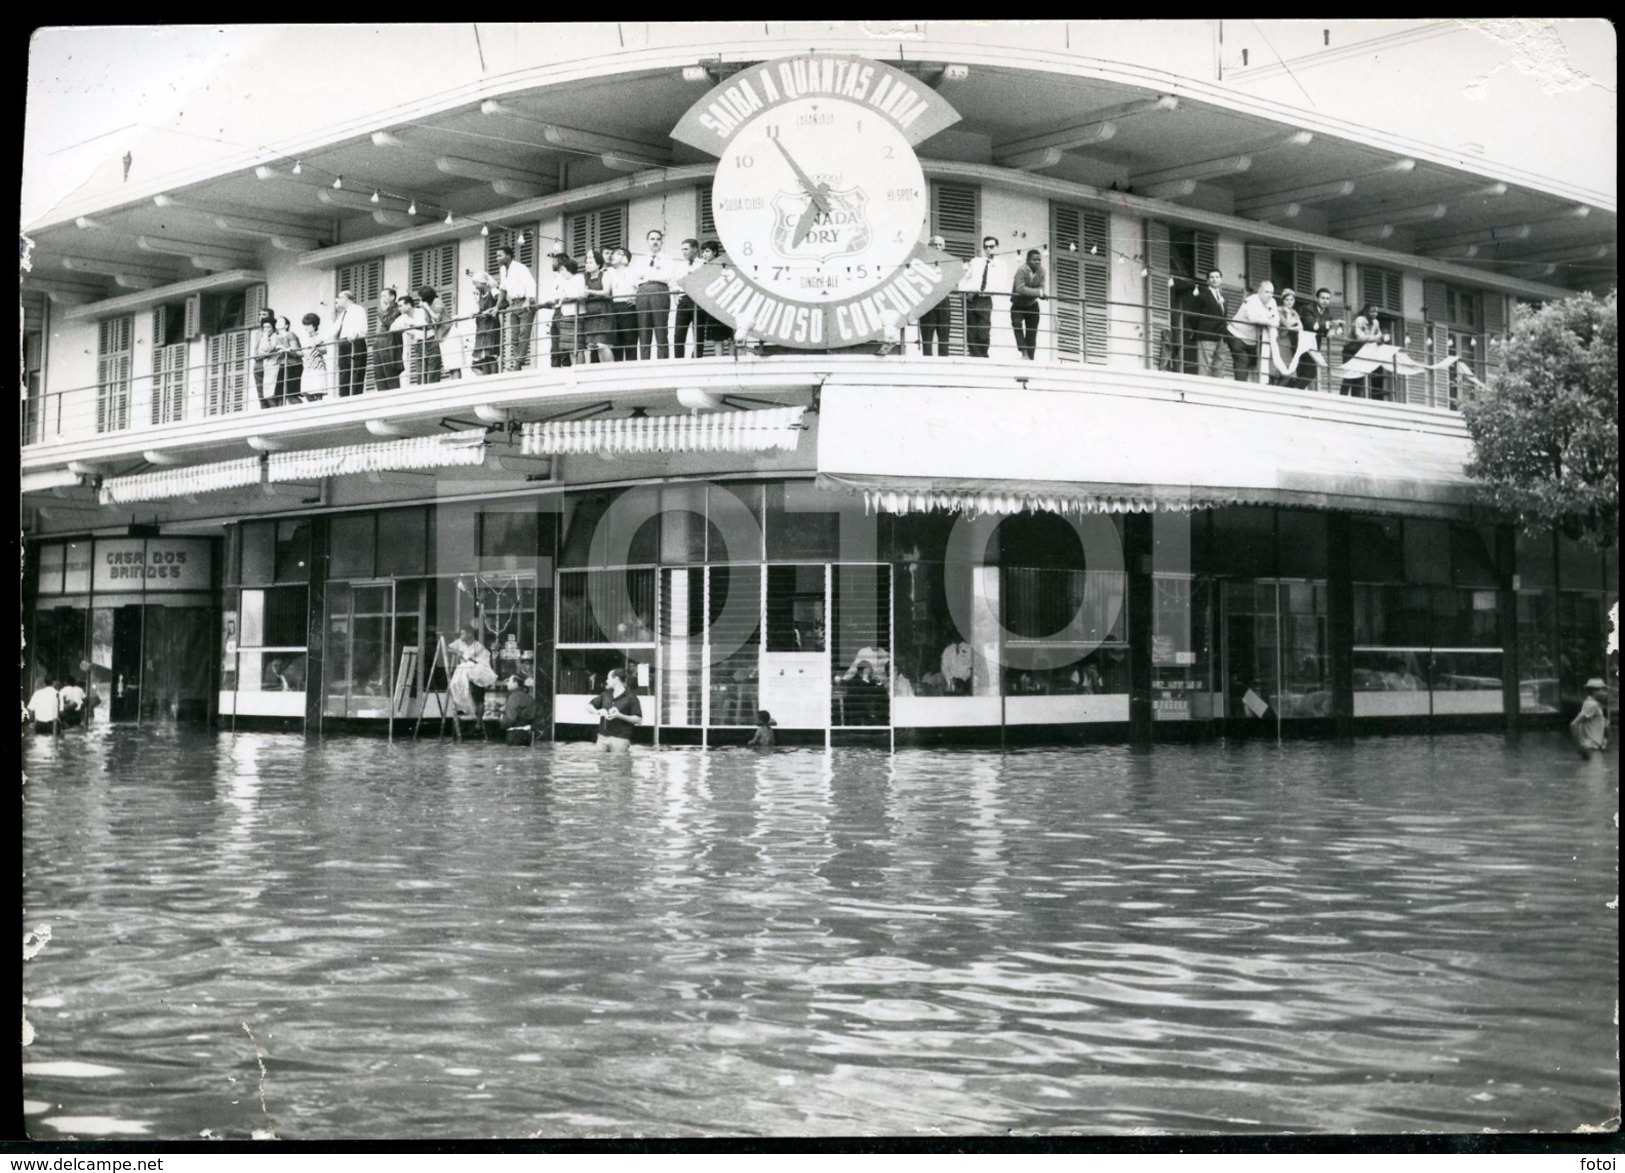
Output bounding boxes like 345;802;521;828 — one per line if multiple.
20;26;1618;744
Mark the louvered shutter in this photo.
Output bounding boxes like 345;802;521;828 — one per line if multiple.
1422;279;1448;323
336;258;384;390
1431;322;1452;409
931;183;979;353
96;316;133;434
1482;292;1506;383
183;294;202;340
697;184;716;240
1244;242;1272;293
1360;266;1402;315
1292;250;1314;298
1193;232;1217;281
1402;319;1428;405
206;329;250;416
410;242;459;319
486;222;538;273
150;307;187;425
244;283;268;324
1145;220;1173;369
563;207;629;261
1050;204;1109;364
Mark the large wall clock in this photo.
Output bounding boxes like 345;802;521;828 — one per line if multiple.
672;54;965;349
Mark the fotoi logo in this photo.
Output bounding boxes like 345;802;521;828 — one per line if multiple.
671;53;966;349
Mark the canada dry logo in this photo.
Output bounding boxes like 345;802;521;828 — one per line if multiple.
770;186;872;263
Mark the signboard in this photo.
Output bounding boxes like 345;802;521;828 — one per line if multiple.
91;538;212;593
63;542;93;594
672;53;964;349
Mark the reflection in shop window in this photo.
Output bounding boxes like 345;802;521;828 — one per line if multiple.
558;569;655;645
556;648;654;697
1001;568;1128;693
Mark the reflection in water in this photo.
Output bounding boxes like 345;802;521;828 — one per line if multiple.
21;729;1618;1138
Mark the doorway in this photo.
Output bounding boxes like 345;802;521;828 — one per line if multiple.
1221;579;1329;733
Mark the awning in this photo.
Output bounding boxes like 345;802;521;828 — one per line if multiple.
814;384;1483;517
99;457;264;505
267;429;489;482
521;407;806;456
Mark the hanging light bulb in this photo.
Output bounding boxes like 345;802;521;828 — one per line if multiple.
332;176;343;190
1116;254;1126;264
1068;241;1078;252
408;199;417;215
1167;277;1176;288
292;160;303;175
1090;244;1099;255
1140;266;1149;277
370;190;380;204
445;211;455;225
480;224;490;237
516;232;525;246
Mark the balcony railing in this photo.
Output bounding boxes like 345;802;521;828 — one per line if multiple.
20;292;1476;452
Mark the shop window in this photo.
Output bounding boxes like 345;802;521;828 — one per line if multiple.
831;565;891;726
1557;534;1605;592
1349;515;1404;583
240;521;276;587
478;510;537;560
1403;519;1451;586
894;557;999;698
1209;508;1275;579
559;490;658;569
1002;567;1128;692
556;649;653;697
329;514;376;580
1449;525;1499;588
558;568;655;645
765;483;840;560
766;565;825;652
660;486;707;564
378;508;428;577
1275;511;1327;580
1514;530;1555;590
996;513;1087;570
708;483;764;562
274;521;311;584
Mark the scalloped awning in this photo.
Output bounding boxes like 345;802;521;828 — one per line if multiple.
520;407;806;456
266;429;489;481
99;457;264;505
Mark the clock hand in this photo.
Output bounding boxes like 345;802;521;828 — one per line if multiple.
771;138;831;217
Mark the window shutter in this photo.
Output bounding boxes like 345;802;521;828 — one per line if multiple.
24;332;42;369
1292;250;1314;297
1360;266;1402;315
697;184;716;240
336;258;384;390
206;330;250;416
1244;242;1272;293
1482;291;1506;336
1422;279;1448;322
1050;204;1108;363
486;223;538;273
931;183;979;352
1193;232;1217;280
183;294;202;340
244;283;268;323
1402;319;1428;405
96;315;134;434
410;242;459;318
563;207;627;259
152;306;167;348
1145;220;1173;369
1482;293;1506;384
567;214;590;260
1429;322;1452;408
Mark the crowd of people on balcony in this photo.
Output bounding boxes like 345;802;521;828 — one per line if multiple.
225;227;1419;408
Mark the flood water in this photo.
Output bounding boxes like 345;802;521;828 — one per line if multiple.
21;728;1619;1139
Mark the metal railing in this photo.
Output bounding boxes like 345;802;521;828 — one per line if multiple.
20;292;1475;450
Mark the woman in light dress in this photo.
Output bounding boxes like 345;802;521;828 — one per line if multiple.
251;315;282;408
299;312;330;400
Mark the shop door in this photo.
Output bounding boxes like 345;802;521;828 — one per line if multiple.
323;581;399;720
761;565;832;729
1221;579;1330;733
103;604;145;722
830;565;893;728
140;605;213;722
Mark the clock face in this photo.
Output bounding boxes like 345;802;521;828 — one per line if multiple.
710;96;928;303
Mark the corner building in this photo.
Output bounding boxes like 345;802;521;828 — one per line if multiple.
21;25;1617;744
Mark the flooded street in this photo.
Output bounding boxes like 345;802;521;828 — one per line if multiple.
21;729;1618;1139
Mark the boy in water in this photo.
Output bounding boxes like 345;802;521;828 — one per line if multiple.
1570;677;1611;760
748;709;775;749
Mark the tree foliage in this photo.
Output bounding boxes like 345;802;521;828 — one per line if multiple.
1463;290;1617;549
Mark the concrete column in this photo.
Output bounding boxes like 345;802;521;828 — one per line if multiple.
1497;524;1520;738
1125;511;1153;746
304;515;330;740
1326;511;1355;742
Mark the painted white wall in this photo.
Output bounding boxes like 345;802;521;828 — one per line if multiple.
979;186;1046;360
1107;212;1146;367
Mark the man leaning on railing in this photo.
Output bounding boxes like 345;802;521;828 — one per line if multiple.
332;290;370;397
1227;279;1279;383
496;244;538;372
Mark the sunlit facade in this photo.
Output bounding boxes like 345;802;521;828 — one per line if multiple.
20;25;1617;743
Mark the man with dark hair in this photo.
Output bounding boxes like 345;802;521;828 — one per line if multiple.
1185;269;1229;378
1294;286;1335;390
957;236;1008;357
496;244;538;371
673;238;703;358
27;677;61;734
501;676;540;746
374;286;405;389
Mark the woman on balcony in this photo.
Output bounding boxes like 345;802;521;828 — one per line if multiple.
298;313;329;400
1275;289;1305;389
251;314;282;408
412;286;444;384
697;240;732;356
1010;248;1046;360
607;246;640;361
1341;304;1389;399
577;248;617;365
273;316;303;403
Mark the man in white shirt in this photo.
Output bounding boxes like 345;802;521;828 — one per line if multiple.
28;677;61;734
1227;279;1280;383
940;639;974;694
496;245;538;371
919;234;953;355
332;290;371;397
672;238;703;358
58;677;87;727
633;229;675;360
956;235;1009;357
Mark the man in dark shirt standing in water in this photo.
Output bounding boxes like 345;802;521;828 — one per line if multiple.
588;667;642;752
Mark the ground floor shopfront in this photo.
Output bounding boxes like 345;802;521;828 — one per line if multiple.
23;479;1617;743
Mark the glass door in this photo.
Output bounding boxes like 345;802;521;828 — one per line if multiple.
107;603;145;722
1221;579;1329;733
323;581;398;719
831;565;893;728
